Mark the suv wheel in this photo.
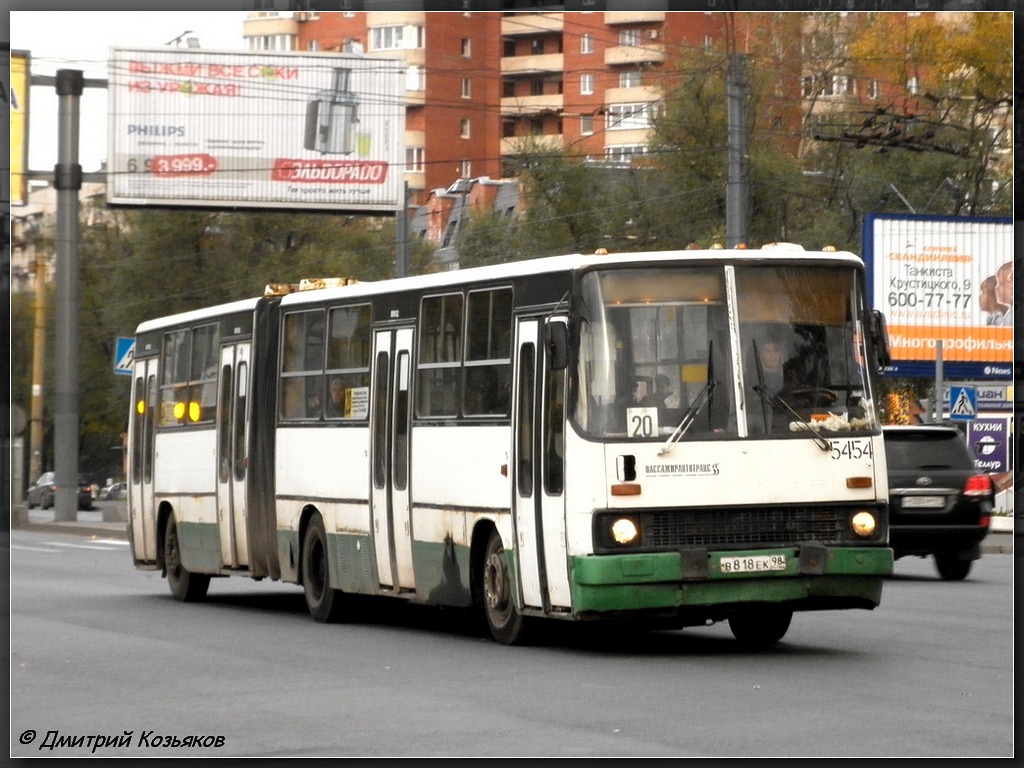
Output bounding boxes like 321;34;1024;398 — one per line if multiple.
934;553;972;581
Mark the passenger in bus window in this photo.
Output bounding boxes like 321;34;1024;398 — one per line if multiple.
639;373;674;412
326;377;346;417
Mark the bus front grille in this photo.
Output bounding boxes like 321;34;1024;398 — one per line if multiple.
593;505;875;553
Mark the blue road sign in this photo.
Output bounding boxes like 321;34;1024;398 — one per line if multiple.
114;336;135;376
948;385;977;421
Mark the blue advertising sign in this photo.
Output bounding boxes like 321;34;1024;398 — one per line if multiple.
967;418;1008;473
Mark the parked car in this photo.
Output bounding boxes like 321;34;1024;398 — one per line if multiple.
98;482;126;501
25;471;94;511
882;424;995;580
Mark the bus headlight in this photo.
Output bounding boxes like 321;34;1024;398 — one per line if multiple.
850;510;877;537
610;517;640;546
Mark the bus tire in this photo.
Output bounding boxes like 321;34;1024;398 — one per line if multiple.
728;608;792;648
480;527;531;645
164;514;210;602
302;514;345;623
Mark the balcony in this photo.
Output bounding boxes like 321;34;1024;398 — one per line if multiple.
605;12;665;25
501;13;564;36
500;94;564;117
605;44;665;67
501;53;564;76
501;134;564;155
605;85;662;105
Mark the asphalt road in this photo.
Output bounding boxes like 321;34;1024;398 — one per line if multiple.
7;515;1016;758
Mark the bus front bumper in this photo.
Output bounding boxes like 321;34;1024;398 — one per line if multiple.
569;545;894;615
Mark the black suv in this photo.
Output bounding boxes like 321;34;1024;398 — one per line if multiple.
882;425;995;580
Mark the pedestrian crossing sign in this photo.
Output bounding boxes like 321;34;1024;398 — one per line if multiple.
949;386;977;421
114;336;135;376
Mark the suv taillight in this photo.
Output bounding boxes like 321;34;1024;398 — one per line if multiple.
963;474;993;497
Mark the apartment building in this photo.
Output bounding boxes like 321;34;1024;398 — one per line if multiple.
242;10;806;205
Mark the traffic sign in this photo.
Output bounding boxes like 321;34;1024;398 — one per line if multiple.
948;385;977;421
114;336;135;376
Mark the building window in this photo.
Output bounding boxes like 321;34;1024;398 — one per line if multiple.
868;79;881;100
530;79;544;96
460;159;471;178
531;38;544;55
580;33;593;54
619;71;641;89
461;38;471;58
460;119;471;139
308;40;320;52
502;80;515;98
371;25;424;51
907;75;919;95
581;115;594;135
606;145;647;162
580;73;594;95
530;119;544;136
461;78;471;99
406;147;424;173
607;103;655;130
619;29;640;48
703;34;714;50
406;65;425;91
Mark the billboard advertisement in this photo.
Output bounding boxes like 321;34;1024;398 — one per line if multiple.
107;48;406;212
11;51;30;207
863;214;1013;380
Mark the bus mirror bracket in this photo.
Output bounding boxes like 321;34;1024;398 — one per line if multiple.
546;320;568;371
868;310;891;370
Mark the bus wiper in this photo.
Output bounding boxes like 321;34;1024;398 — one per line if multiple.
752;384;832;452
659;345;716;456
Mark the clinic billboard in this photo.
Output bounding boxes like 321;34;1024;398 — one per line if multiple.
863;214;1013;380
11;51;30;207
107;48;406;212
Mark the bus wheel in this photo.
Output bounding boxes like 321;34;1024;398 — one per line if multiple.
164;514;210;602
481;528;530;645
728;608;792;649
302;515;344;623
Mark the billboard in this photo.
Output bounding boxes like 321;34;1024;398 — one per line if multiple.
863;214;1013;380
107;48;406;212
11;51;30;207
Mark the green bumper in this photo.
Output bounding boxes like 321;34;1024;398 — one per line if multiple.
570;546;894;614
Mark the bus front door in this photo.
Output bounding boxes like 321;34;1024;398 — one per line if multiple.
370;327;415;592
512;318;571;614
215;342;250;569
129;356;159;562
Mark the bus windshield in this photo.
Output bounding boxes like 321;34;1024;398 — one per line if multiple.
574;263;876;439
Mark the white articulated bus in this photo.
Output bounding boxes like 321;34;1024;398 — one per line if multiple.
127;244;894;646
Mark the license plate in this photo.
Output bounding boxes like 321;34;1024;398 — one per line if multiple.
901;495;946;509
719;554;787;574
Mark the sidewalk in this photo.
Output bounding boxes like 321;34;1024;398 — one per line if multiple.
7;503;1015;554
9;504;130;540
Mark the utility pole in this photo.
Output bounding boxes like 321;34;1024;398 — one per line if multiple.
29;229;47;484
725;26;750;248
52;69;84;522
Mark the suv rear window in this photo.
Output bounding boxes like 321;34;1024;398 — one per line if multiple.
883;430;975;471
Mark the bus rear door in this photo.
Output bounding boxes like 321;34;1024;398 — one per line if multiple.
129;355;159;562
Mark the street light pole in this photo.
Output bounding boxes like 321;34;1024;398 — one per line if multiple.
29;233;47;484
52;69;84;522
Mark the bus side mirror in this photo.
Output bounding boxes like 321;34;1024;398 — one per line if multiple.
869;310;891;370
546;320;568;371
